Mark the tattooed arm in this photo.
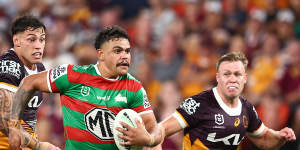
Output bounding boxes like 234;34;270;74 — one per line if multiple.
0;89;43;150
0;88;15;136
8;71;59;150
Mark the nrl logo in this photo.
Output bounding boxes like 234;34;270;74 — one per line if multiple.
81;86;90;96
215;114;224;125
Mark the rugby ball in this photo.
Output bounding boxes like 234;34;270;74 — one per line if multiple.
113;109;143;150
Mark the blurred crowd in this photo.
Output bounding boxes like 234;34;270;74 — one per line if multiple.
1;0;300;149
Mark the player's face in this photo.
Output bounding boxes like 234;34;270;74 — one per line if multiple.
14;28;46;65
100;38;131;77
216;61;247;100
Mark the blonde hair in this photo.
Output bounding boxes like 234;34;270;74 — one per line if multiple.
216;52;248;71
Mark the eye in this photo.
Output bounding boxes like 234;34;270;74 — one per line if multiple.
125;48;131;54
114;49;122;54
40;37;46;43
27;38;35;42
224;72;230;76
234;72;242;77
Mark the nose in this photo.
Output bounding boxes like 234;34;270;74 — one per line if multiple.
228;74;237;82
34;40;45;50
120;51;130;59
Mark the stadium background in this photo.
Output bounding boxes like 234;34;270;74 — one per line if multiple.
0;0;300;149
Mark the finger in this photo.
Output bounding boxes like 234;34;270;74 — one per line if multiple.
115;127;128;135
120;121;132;130
119;141;131;146
135;118;143;127
118;133;130;141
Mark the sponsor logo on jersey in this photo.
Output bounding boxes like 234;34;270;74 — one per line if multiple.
50;64;68;82
243;115;248;128
141;88;150;108
0;60;21;79
234;118;240;127
215;114;224;125
180;98;200;115
97;96;111;101
115;94;127;103
81;86;90;96
207;133;243;145
84;108;115;140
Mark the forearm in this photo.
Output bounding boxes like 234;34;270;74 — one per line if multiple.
251;128;285;150
19;127;40;149
0;88;15;135
148;124;165;147
10;87;34;122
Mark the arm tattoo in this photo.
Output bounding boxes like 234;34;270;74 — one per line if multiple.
10;88;34;122
0;88;15;136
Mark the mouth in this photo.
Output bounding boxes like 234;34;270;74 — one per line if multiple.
32;52;42;59
227;86;238;90
116;62;130;67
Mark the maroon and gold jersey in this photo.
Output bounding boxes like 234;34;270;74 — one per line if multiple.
174;88;265;150
0;49;45;149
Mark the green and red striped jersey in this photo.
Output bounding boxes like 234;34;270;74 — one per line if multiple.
46;64;152;150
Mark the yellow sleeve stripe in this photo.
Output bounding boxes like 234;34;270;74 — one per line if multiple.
173;110;189;128
20;120;34;134
0;82;18;92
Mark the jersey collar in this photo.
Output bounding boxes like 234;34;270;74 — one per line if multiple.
213;87;242;116
94;64;120;81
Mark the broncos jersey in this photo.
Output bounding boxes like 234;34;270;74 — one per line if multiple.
0;49;45;149
174;88;265;150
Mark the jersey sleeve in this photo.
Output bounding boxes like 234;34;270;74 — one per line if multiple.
0;59;23;92
247;104;265;136
130;87;152;114
175;95;202;128
46;64;71;94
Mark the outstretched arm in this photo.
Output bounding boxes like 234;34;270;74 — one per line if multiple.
8;71;55;150
247;127;296;150
116;113;184;148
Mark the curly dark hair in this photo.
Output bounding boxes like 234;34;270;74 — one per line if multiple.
94;26;130;50
11;15;46;35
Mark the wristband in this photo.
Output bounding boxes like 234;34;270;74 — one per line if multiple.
149;134;155;147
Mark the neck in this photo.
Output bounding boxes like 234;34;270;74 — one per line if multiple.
216;87;239;108
14;47;36;70
97;64;118;79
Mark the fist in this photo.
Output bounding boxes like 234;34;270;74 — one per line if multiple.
279;127;296;141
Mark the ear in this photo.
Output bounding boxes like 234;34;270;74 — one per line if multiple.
13;35;20;47
216;72;219;83
97;49;104;61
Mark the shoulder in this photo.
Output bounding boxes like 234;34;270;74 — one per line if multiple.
121;73;142;85
120;73;143;93
0;50;21;64
0;50;24;87
49;64;71;81
179;89;213;114
190;89;214;103
72;64;93;71
240;97;254;109
124;73;141;83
